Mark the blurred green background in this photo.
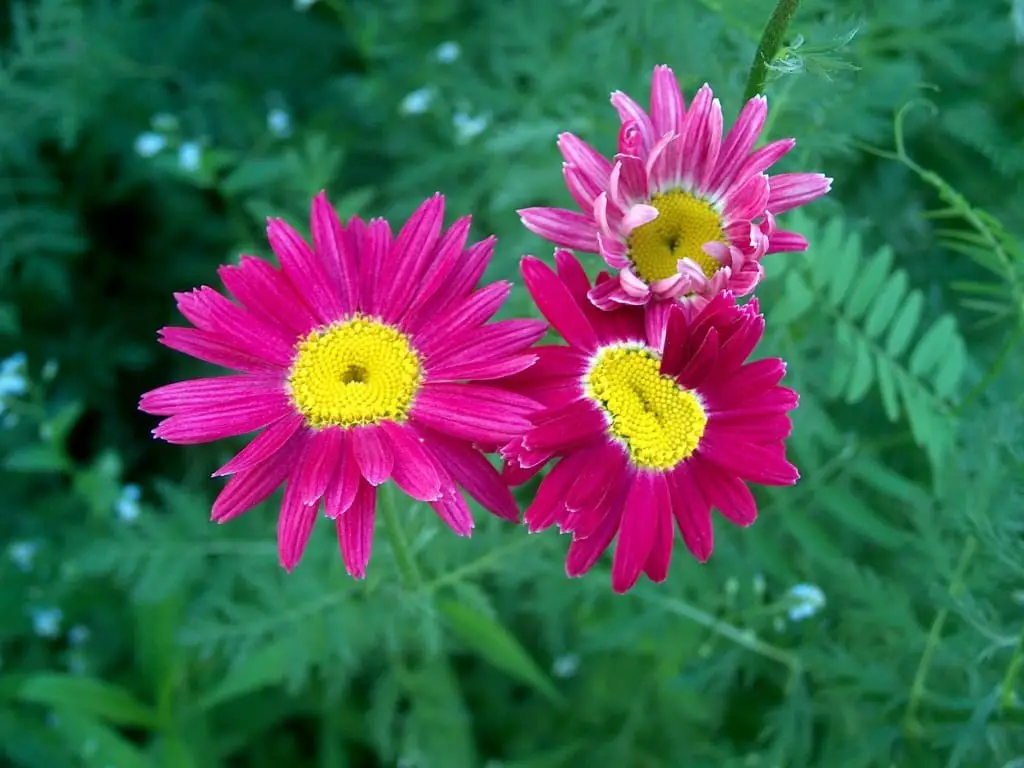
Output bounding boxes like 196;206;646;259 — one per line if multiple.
2;0;1023;766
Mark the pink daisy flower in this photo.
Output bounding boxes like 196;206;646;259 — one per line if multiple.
501;250;800;594
518;65;832;310
140;193;544;578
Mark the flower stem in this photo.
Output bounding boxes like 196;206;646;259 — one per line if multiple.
378;484;423;590
743;0;801;102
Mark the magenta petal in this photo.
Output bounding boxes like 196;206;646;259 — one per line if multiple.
158;327;282;374
676;327;719;390
430;488;475;536
611;473;659;593
211;432;304;523
218;257;318;337
266;217;343;324
564;442;627;516
690;454;758;527
213;412;306;477
766;230;808;253
358;216;392;316
698;433;799;486
523;399;607;453
380;194;446;323
524;451;591;533
140;375;282;416
425;318;547;368
294;427;343;505
416;281;512;355
410;237;494;329
311;192;359;313
426;432;520;522
352;426;395;486
336;481;376;579
324;432;361;518
565;508;620;578
668;462;714;562
400;216;472;328
521;256;599;351
277;478;319;572
413;384;537;444
152;393;292;445
659;304;690;376
427;354;538;382
382;422;443;502
642;474;675;583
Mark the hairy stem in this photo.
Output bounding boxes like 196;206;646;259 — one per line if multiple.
743;0;801;101
379;485;423;590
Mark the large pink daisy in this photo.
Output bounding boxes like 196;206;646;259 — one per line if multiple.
501;250;799;594
140;193;544;577
518;65;831;310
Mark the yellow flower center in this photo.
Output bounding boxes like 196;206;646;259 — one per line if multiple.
627;190;727;283
288;315;423;429
583;345;707;471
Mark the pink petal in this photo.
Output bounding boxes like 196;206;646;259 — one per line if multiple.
612;154;650;206
767;173;832;214
324;431;361;518
352;426;395;486
413;384;537;444
211;432;304;522
610;90;655;156
399;215;472;328
430;488;475;536
152;393;292;445
213;412;306;477
621;203;659;236
310;191;360;313
157;327;282;374
698;432;799;486
721;139;794;200
379;193;446;323
669;462;713;561
709;95;768;195
140;375;282;415
650;64;686;136
382;422;443;502
611;472;660;593
277;478;319;572
266;217;343;324
565;507;620;578
518;207;600;253
294;427;343;505
521;256;599;351
565;164;604;212
336;481;376;578
557;132;613;188
766;230;809;253
218;256;318;338
426;431;520;522
642;474;675;583
677;84;717;189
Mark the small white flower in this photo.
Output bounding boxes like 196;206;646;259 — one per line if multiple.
294;0;319;10
786;583;826;621
41;359;59;381
753;572;766;597
178;141;202;173
267;108;293;138
1013;0;1024;44
552;653;580;678
400;87;434;116
434;41;461;63
150;113;179;132
115;484;142;522
452;111;489;143
31;607;63;638
9;541;37;571
133;132;166;158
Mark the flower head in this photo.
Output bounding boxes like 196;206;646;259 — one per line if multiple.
502;250;799;593
141;193;543;577
518;65;831;310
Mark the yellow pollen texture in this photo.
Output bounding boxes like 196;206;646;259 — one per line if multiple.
288;315;423;429
627;190;727;283
584;345;708;471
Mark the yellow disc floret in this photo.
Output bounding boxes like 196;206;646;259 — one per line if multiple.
288;315;422;429
627;190;727;283
584;344;707;471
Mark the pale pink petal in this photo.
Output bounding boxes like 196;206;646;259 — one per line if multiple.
557;132;613;188
612;154;650;205
650;64;686;136
621;203;659;236
709;95;768;194
718;138;794;199
645;132;680;192
619;268;651;299
767;230;809;253
767;173;832;213
611;91;655;154
518;207;600;253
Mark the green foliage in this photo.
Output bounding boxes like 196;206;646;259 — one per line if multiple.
2;0;1023;766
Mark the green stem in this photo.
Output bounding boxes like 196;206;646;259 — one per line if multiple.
378;484;423;590
743;0;801;102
